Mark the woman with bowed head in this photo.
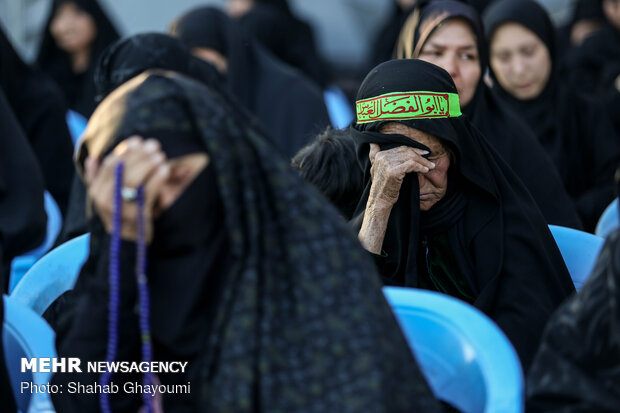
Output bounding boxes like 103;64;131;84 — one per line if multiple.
394;0;583;229
484;0;620;232
353;59;575;371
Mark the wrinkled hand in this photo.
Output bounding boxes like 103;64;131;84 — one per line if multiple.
84;136;170;243
367;143;435;210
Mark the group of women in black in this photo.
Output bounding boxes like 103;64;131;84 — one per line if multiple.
0;0;619;411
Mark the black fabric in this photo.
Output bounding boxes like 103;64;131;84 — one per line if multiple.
52;71;444;412
0;27;74;215
484;0;620;231
37;0;120;117
556;0;606;60
0;296;17;413
404;0;583;229
370;3;416;66
94;33;224;101
352;59;576;370
172;7;330;159
238;2;328;87
0;89;47;291
526;228;620;412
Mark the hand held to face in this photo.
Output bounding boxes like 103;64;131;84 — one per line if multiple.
85;136;171;243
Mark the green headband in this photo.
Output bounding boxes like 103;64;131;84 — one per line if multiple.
356;91;461;124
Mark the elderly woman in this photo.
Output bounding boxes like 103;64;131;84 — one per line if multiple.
354;59;575;370
50;70;443;412
484;0;620;232
394;0;582;229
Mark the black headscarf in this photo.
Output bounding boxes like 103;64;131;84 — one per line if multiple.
0;27;74;215
94;33;223;101
351;59;576;369
171;6;330;158
37;0;120;117
52;70;443;412
394;0;583;229
0;88;46;289
484;0;620;231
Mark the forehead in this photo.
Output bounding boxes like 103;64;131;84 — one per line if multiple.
425;18;477;48
379;122;446;153
491;23;541;50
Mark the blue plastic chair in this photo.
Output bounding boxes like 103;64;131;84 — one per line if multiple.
548;225;605;290
383;287;524;413
3;295;57;413
9;191;63;293
65;109;88;146
595;198;619;239
323;85;355;129
11;233;90;316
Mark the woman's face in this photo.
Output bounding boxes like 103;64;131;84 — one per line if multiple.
489;23;552;100
50;2;97;54
418;19;481;107
228;0;255;18
380;122;451;211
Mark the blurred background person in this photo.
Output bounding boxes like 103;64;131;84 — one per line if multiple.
170;6;330;158
36;0;120;118
228;0;329;87
1;26;74;215
484;0;620;232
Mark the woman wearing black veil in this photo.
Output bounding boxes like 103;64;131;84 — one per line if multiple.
170;7;330;159
37;0;120;117
50;70;443;412
353;58;575;370
394;0;583;229
1;27;74;214
484;0;620;232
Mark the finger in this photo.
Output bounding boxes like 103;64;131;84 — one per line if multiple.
84;156;100;186
398;160;431;175
120;145;167;189
143;164;170;212
113;136;143;157
368;143;380;164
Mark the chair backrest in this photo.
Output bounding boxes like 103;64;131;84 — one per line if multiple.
3;295;57;412
548;225;605;290
11;233;90;316
9;191;63;293
66;109;88;146
323;85;354;129
383;286;524;413
595;198;619;239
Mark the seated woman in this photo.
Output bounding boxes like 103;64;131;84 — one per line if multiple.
37;0;120;117
394;0;582;229
0;89;47;290
353;59;575;370
527;169;620;412
170;7;330;159
0;27;75;215
51;70;443;412
483;0;620;232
